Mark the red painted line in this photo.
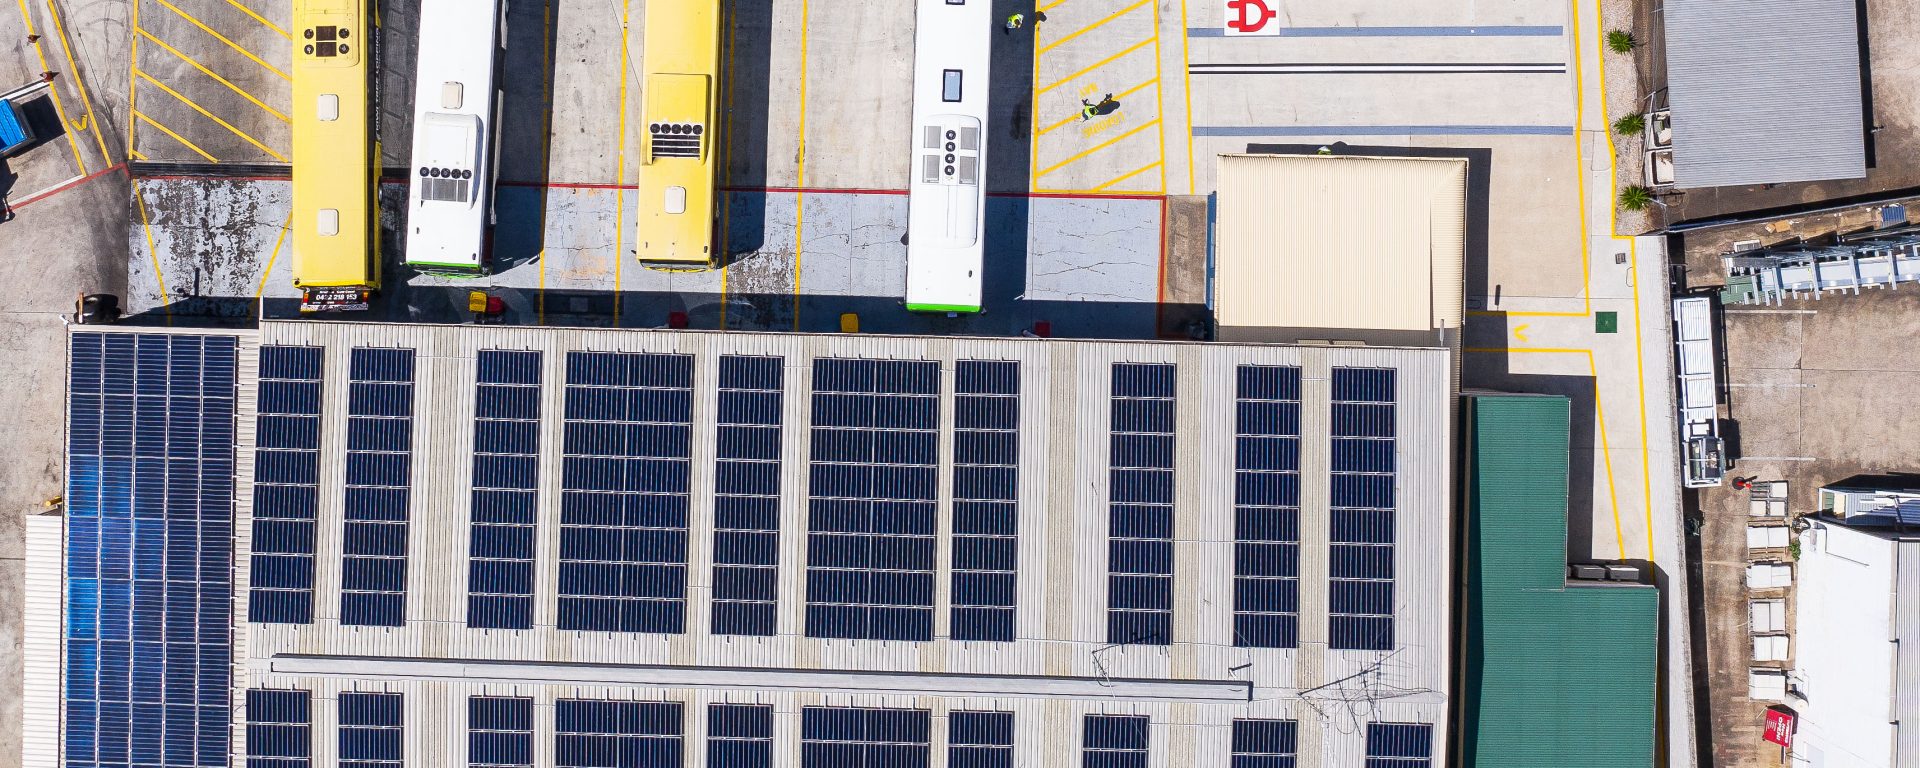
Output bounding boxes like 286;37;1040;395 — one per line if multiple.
501;179;635;190
10;163;128;210
1155;195;1171;338
729;185;909;196
991;190;1168;202
112;174;1173;203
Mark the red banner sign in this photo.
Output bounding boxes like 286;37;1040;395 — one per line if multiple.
1763;707;1796;748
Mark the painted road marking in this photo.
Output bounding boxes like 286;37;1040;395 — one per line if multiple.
1039;0;1151;55
138;27;289;121
149;0;289;80
134;109;218;161
136;69;288;160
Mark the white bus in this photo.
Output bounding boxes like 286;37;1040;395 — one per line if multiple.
403;0;505;273
904;0;991;314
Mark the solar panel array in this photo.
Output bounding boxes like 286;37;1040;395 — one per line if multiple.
1364;723;1434;768
804;358;941;641
711;356;786;636
1232;366;1301;649
707;703;774;768
469;350;543;630
555;700;684;767
340;348;417;627
950;361;1020;642
949;711;1015;768
558;352;695;634
339;692;403;768
1328;367;1397;651
470;696;535;768
249;345;323;625
1082;714;1150;768
245;689;311;768
67;333;237;768
1106;363;1176;646
801;706;932;767
1231;719;1298;768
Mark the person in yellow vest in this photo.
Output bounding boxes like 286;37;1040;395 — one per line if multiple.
1004;12;1024;33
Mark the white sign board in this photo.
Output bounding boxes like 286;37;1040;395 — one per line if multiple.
1223;0;1282;35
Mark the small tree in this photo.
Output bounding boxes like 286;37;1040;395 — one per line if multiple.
1620;185;1654;211
1607;30;1637;53
1613;113;1646;136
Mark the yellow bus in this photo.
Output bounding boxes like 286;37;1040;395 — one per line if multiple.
632;0;721;265
291;0;378;311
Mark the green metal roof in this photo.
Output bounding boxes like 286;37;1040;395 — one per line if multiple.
1459;394;1660;768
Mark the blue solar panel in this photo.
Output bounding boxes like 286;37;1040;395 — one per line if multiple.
470;697;534;768
470;350;542;629
249;346;322;625
1233;366;1300;649
340;692;402;768
1364;723;1433;768
1231;719;1298;768
708;703;773;768
1082;715;1149;768
68;333;237;768
341;348;417;627
951;361;1019;642
559;352;694;634
246;689;311;768
1329;367;1396;652
555;700;683;768
1107;363;1175;646
801;707;931;768
805;358;941;642
949;711;1014;768
713;356;785;636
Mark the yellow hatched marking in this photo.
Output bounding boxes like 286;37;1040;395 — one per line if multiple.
136;69;288;161
1035;118;1159;177
150;0;290;80
13;0;86;174
1091;160;1160;191
222;0;289;38
1038;0;1150;55
1038;78;1158;137
134;109;218;161
129;148;150;160
1037;37;1154;95
44;0;113;164
138;28;289;121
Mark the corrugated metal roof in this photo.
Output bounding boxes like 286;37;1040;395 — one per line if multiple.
1664;0;1866;188
1459;394;1658;768
1214;155;1465;336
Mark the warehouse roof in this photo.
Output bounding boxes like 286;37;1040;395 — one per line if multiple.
1213;155;1465;345
1664;0;1865;188
1457;394;1659;768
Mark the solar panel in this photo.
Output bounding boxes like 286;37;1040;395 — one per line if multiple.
246;688;311;768
1233;366;1301;650
339;692;402;768
1329;367;1397;652
951;360;1019;642
558;352;694;634
713;356;785;636
470;350;542;630
801;706;931;768
555;700;683;768
341;348;417;627
708;703;773;768
805;358;941;642
249;345;323;625
470;696;534;768
1364;723;1433;768
68;332;238;768
1107;363;1175;646
1082;714;1149;768
949;711;1014;768
1231;719;1298;768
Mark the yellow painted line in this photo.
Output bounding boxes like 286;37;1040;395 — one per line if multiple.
718;0;740;329
1039;0;1150;55
138;28;289;122
1032;187;1161;196
1036;111;1081;137
1026;0;1044;191
1036;36;1154;95
1148;0;1167;193
131;179;173;320
1114;75;1157;102
1091;160;1160;191
1177;0;1194;194
14;0;87;174
221;0;289;39
134;109;218;162
794;0;811;330
1513;323;1530;342
150;0;290;81
1037;78;1156;137
1035;118;1159;178
44;0;113;164
254;211;292;301
129;148;149;160
1466;346;1627;559
1038;0;1070;11
539;0;553;325
612;0;632;324
128;0;143;158
136;69;288;161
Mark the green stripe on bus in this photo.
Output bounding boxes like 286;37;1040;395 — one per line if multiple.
906;303;981;314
